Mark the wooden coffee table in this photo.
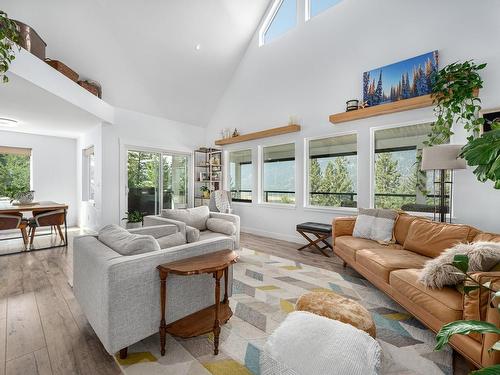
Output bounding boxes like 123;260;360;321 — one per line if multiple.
157;249;239;356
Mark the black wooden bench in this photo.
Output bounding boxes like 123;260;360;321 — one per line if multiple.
296;222;333;257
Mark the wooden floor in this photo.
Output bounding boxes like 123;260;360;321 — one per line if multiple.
0;230;470;375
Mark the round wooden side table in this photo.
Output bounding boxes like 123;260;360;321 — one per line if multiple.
157;249;239;356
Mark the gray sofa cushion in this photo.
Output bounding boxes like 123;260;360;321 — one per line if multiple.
186;225;200;243
98;224;160;255
156;232;187;249
162;206;210;230
206;218;236;236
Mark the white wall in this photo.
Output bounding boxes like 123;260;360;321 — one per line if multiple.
100;108;206;226
206;0;500;240
0;130;78;226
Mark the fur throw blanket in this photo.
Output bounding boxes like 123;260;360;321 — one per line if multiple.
419;241;500;289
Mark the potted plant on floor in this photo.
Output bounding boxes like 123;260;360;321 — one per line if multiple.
122;210;144;229
0;10;20;83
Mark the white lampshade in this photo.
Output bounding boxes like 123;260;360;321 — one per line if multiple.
421;144;467;171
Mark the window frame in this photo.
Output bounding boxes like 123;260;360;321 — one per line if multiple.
369;119;440;217
82;146;95;203
303;131;358;212
305;0;342;21
0;146;32;201
227;148;253;204
259;0;298;46
258;141;297;208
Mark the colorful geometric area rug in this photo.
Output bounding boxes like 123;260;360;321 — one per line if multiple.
115;248;453;375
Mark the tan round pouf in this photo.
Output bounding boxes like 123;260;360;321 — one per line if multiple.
295;291;376;338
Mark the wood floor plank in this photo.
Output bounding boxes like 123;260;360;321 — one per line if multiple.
0;318;6;375
5;348;52;375
6;292;45;361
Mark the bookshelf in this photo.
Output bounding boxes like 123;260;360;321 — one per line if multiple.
194;148;222;207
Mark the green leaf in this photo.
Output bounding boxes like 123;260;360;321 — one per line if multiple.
435;320;500;351
471;364;500;374
452;254;469;273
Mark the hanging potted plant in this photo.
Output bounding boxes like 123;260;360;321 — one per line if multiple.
0;10;20;83
424;60;500;188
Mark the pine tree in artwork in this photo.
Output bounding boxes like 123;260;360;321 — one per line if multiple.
416;65;428;95
375;152;402;209
374;70;383;105
363;72;370;103
309;158;323;205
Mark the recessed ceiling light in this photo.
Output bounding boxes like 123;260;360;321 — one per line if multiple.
195;44;201;51
0;118;18;128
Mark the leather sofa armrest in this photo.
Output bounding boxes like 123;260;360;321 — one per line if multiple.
332;216;356;243
463;272;500;367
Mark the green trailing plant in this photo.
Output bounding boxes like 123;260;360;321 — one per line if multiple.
121;210;144;223
423;60;500;190
435;254;500;374
0;10;20;83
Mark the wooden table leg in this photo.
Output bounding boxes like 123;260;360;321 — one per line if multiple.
223;267;228;304
159;270;168;356
213;270;223;355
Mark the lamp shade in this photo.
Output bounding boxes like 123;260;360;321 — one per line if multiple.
421;144;467;171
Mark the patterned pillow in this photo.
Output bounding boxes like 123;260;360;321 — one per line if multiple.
353;208;397;243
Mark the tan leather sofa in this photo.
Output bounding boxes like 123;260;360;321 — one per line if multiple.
332;213;500;369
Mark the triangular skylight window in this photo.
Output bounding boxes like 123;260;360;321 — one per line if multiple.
262;0;297;45
308;0;342;19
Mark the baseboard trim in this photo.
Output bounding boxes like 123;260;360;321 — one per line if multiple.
240;226;305;244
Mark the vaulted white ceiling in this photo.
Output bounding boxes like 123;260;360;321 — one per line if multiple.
1;0;271;127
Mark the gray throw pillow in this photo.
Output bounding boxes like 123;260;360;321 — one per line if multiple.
206;218;236;236
161;206;210;230
353;208;397;243
419;241;500;288
98;224;160;255
186;225;200;243
156;232;186;249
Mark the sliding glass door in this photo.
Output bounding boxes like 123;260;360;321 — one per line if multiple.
127;149;188;216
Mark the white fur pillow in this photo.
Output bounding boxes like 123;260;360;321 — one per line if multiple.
419;241;500;289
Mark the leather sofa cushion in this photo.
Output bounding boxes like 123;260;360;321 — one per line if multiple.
334;236;402;261
393;214;428;245
403;220;474;258
474;232;500;243
357;248;430;283
390;269;463;324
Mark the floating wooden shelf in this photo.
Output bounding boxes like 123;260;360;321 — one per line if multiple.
214;124;301;146
329;95;435;124
330;89;480;124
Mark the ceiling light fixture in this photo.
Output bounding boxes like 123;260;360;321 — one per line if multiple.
0;118;19;128
195;44;201;51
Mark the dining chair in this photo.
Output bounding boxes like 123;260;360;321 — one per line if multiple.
29;209;66;246
0;213;29;246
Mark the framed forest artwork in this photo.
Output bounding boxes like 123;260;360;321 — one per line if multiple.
363;51;439;107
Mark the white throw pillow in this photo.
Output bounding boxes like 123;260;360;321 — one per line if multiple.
206;218;236;236
353;208;397;243
419;241;500;288
156;232;186;249
161;206;210;230
262;311;381;375
98;224;160;255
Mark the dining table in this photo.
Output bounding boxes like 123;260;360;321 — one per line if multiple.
0;200;68;254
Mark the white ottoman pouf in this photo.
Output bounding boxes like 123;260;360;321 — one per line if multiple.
260;311;381;375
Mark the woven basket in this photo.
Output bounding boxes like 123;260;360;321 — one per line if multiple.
78;80;102;98
45;59;79;82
